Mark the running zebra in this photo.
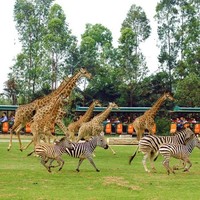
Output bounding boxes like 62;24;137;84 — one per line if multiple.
63;135;108;172
27;136;73;173
129;128;195;172
159;134;200;174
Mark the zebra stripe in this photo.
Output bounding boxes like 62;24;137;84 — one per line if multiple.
159;135;200;174
64;135;108;172
129;128;195;172
28;136;73;172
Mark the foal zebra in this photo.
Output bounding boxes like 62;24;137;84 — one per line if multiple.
129;128;195;172
27;137;73;173
159;134;200;175
63;135;108;172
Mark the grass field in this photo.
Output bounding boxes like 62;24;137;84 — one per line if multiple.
0;138;200;200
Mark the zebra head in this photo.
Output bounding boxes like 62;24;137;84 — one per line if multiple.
184;128;195;141
95;135;109;149
57;136;74;150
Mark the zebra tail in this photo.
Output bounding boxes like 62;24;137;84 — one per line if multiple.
129;146;139;165
27;150;35;157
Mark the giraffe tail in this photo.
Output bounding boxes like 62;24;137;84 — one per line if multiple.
129;146;139;165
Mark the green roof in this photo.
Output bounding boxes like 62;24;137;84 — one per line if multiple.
0;105;19;111
173;106;200;113
76;106;151;113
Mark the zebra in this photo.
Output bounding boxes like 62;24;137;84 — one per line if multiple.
27;136;73;173
159;134;200;175
129;128;195;172
63;135;108;172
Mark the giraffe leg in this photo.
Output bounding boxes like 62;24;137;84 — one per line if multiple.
8;124;23;151
21;139;34;151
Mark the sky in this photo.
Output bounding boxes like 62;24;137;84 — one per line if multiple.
0;0;159;93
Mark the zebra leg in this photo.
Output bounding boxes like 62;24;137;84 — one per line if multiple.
162;158;175;175
173;160;185;170
87;156;100;172
142;153;151;172
149;152;157;172
57;158;65;171
183;158;192;172
41;158;51;173
76;158;85;172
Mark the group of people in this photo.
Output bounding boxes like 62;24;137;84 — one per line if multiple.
172;116;198;130
0;112;15;130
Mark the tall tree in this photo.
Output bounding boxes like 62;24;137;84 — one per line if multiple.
44;4;78;89
175;0;200;78
155;0;180;92
13;0;54;101
155;0;200;91
118;4;151;106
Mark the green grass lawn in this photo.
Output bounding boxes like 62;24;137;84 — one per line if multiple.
0;140;200;200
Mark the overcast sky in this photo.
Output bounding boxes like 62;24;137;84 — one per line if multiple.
0;0;159;93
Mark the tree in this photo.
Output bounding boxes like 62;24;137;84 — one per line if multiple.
118;4;151;106
80;23;114;75
44;4;79;89
175;0;200;77
175;73;200;107
155;0;200;91
13;0;54;101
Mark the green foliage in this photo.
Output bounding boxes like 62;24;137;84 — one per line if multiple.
1;0;199;109
155;116;171;136
175;73;200;106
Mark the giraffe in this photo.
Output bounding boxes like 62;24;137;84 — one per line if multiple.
132;92;174;141
66;99;102;141
23;95;68;150
22;94;68;150
76;102;119;155
7;67;92;151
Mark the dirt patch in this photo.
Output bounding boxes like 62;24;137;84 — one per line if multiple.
103;176;142;191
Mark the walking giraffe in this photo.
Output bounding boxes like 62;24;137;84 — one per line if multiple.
22;94;68;150
67;100;102;141
8;67;91;151
132;92;174;141
76;102;119;155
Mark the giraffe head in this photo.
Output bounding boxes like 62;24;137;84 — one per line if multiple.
163;92;174;101
94;99;102;107
109;102;119;110
80;67;92;79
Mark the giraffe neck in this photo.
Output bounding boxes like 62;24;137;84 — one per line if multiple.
146;95;166;118
35;70;82;108
43;96;64;124
93;106;113;123
59;71;82;98
79;102;97;123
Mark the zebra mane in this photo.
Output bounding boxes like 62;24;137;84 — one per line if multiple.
57;136;67;143
173;127;192;135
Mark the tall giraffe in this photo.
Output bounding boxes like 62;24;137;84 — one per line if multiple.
66;99;102;141
76;102;118;154
132;92;174;141
22;94;68;150
8;67;92;151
